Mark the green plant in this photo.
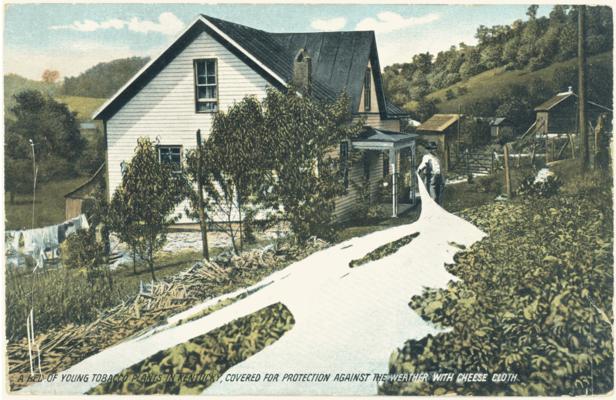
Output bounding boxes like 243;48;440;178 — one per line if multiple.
260;87;363;242
383;165;613;396
60;227;111;288
109;138;189;280
517;174;562;198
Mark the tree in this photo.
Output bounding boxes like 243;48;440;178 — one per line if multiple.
110;138;189;280
41;69;60;83
185;97;269;253
262;87;363;242
7;90;84;163
4;157;33;205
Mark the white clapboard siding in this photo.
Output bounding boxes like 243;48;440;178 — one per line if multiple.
106;31;270;222
106;30;270;199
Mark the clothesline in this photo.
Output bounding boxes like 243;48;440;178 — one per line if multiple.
6;214;89;268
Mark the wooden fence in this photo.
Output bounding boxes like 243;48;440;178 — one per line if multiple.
450;150;495;175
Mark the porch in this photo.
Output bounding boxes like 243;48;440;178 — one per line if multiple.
352;127;418;218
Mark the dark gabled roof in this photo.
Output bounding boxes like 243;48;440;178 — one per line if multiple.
534;90;613;113
202;16;385;113
417;114;461;133
385;101;412;118
534;92;575;111
94;15;395;121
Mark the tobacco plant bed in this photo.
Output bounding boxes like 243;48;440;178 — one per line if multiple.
382;168;613;396
88;303;294;395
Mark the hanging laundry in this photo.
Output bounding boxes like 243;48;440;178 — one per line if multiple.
6;214;90;268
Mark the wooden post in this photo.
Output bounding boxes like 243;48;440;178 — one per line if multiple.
390;148;397;217
578;5;589;171
491;152;495;174
503;144;512;198
409;150;415;206
196;129;210;260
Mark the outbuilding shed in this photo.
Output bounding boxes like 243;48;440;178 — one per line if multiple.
64;163;106;220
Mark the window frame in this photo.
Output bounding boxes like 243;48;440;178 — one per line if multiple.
157;145;183;172
193;58;218;113
364;67;371;111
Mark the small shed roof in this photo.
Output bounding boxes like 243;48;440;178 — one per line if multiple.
490;117;511;126
65;163;106;199
534;92;575;111
416;114;460;132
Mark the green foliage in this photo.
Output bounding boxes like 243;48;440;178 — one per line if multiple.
186;96;269;253
187;88;362;244
261;87;363;242
460;118;491;148
4;158;33;203
90;303;294;395
349;232;419;268
109;138;189;280
517;174;562;198
383;5;612;119
60;227;111;288
384;169;613;395
7;90;84;163
62;57;150;98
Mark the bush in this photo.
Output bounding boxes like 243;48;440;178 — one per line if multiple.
445;89;456;100
60;227;111;287
517;173;561;198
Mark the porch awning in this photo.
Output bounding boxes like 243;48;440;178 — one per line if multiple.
351;126;417;150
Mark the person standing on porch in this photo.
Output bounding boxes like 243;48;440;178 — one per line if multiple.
417;149;444;205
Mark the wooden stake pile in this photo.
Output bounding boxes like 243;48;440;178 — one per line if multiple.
7;238;328;391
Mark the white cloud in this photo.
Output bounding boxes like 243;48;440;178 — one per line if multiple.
310;17;347;31
126;12;185;35
356;12;440;34
49;12;184;36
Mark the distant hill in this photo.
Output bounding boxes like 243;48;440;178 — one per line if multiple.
62;56;150;98
4;74;60;120
56;96;107;122
383;5;612;122
429;51;613;114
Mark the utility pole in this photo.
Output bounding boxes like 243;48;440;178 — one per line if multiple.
28;139;37;229
578;5;589;171
196;130;210;260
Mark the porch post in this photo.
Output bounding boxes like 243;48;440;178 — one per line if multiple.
409;148;415;206
390;148;397;217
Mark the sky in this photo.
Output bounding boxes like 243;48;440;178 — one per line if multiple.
3;3;552;81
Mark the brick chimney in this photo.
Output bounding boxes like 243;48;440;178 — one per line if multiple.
293;48;312;95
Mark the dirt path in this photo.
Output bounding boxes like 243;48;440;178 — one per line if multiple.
21;176;486;395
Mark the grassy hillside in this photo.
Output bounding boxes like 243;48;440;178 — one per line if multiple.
56;95;107;122
428;52;612;113
4;74;60;119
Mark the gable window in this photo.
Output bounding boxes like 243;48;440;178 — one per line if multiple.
194;59;218;112
364;67;371;111
158;145;182;171
340;141;349;190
